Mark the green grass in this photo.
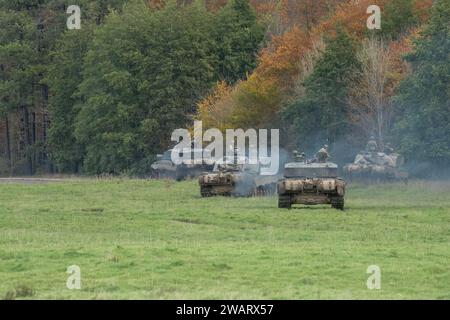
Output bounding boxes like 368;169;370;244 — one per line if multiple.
0;179;449;299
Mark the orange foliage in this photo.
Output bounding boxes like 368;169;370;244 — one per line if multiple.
413;0;434;23
146;0;166;9
249;0;278;15
317;0;388;39
258;26;314;94
386;26;425;95
196;0;436;131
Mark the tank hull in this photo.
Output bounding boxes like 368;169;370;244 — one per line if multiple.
277;177;345;209
199;172;279;197
343;152;409;183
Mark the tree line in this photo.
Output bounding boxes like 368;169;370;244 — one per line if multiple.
0;0;264;175
0;0;448;177
282;0;449;172
199;0;449;176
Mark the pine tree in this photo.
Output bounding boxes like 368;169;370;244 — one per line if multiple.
382;0;418;39
394;0;450;168
213;0;265;84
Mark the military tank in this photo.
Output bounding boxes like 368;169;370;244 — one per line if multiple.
198;156;279;197
277;148;346;210
343;139;408;182
151;148;213;181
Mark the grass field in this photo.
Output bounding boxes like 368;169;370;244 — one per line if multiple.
0;179;449;299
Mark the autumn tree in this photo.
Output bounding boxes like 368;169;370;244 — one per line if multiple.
280;0;337;32
196;81;234;131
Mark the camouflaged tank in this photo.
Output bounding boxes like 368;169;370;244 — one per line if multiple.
277;156;346;210
343;151;409;182
198;157;279;197
151;148;214;181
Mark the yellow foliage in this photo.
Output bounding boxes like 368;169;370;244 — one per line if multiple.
196;81;234;131
230;74;283;128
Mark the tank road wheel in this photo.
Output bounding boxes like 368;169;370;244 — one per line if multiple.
200;186;213;198
331;196;345;210
278;194;291;209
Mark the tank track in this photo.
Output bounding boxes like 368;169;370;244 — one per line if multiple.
278;194;291;209
200;186;213;198
331;196;345;210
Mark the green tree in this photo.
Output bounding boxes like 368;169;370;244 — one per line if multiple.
0;8;41;174
282;29;360;156
42;0;134;174
0;0;131;174
394;0;450;167
213;0;265;83
382;0;418;39
75;1;216;174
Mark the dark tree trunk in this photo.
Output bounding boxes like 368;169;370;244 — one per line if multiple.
32;111;36;171
5;114;12;173
41;81;50;172
22;107;33;175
